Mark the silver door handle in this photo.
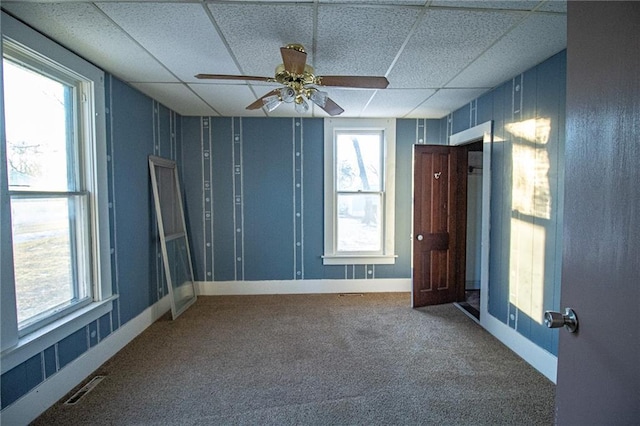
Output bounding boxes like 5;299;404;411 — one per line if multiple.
544;308;578;333
416;234;424;241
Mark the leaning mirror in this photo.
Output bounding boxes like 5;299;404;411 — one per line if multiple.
148;155;197;319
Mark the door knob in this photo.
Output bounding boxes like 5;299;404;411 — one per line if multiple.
416;234;424;241
544;308;578;333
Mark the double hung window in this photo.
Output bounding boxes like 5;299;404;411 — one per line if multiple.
1;12;111;357
323;118;396;265
4;46;95;335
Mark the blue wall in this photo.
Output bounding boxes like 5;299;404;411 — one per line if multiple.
0;75;179;409
444;51;566;355
181;117;444;285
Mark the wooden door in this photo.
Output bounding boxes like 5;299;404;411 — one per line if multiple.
556;2;640;422
412;145;467;307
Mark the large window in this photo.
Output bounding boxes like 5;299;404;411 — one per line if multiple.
4;49;95;335
323;118;396;265
1;12;111;358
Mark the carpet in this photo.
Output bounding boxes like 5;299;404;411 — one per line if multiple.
32;293;555;425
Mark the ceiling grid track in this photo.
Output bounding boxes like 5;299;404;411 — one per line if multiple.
91;2;223;116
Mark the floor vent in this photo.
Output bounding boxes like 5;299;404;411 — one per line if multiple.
64;375;105;405
339;293;364;297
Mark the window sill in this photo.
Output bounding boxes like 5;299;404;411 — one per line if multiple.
322;255;397;265
0;296;118;374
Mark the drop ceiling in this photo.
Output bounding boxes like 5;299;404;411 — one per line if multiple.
1;0;566;118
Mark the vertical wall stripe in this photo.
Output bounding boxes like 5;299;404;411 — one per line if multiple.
208;118;214;280
106;75;121;329
474;99;478;127
508;74;524;330
300;120;305;280
292;120;297;279
202;117;213;280
416;118;427;144
232;118;244;281
293;118;304;279
470;99;478;128
152;101;162;300
171;111;177;162
39;352;45;382
231;118;237;281
201;118;206;280
54;343;60;372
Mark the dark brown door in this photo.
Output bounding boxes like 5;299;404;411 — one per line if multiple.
556;2;640;422
412;145;467;307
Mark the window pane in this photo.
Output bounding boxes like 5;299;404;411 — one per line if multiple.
11;197;87;327
3;58;75;192
155;165;183;236
336;132;381;192
337;193;382;252
165;236;196;314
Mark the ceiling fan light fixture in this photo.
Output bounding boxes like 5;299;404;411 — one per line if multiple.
309;89;328;108
280;86;296;103
294;96;309;114
198;43;388;116
263;94;282;112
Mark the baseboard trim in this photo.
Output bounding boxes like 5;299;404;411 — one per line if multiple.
481;312;558;383
196;278;411;296
0;295;171;426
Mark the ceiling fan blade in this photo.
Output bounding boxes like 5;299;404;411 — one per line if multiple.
317;75;389;89
195;74;272;82
280;47;307;74
320;97;345;116
246;89;280;110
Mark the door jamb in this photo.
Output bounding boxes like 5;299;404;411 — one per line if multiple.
449;121;492;323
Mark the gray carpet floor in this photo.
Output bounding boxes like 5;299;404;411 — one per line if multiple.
33;293;555;425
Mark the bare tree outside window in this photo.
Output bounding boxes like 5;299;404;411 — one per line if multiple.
336;132;383;253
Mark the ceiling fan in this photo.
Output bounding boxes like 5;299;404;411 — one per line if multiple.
195;43;389;116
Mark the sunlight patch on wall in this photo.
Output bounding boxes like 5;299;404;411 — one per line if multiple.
511;142;551;220
507;117;552;325
509;218;546;325
505;118;551;144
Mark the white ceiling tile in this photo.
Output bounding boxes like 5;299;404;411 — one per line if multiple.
318;89;378;117
431;1;541;10
190;83;271;117
406;88;489;118
363;89;437;117
2;2;177;83
217;0;309;2
96;3;239;82
536;1;567;13
132;83;218;116
388;8;525;88
320;0;426;5
315;5;421;76
446;12;566;88
207;3;314;77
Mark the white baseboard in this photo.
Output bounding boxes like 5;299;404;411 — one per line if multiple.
196;278;411;296
0;296;171;426
481;312;558;383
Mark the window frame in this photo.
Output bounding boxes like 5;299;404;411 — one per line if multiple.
323;118;396;265
1;12;113;368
